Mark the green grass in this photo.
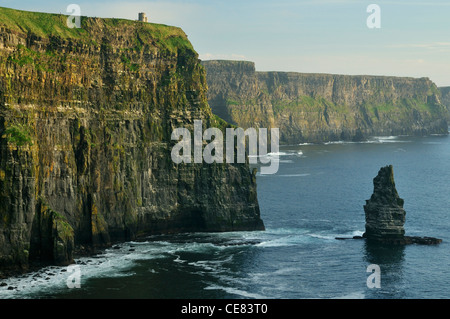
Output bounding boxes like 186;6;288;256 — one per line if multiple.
226;98;240;106
0;6;87;39
7;54;33;66
0;6;194;53
211;113;234;130
3;124;33;146
6;44;57;72
135;23;194;53
367;98;432;116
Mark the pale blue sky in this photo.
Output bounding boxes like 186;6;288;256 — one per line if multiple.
2;0;450;86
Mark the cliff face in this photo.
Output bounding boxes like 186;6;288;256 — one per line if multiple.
439;87;450;120
202;60;448;143
0;8;263;274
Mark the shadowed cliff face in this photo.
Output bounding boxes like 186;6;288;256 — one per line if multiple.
0;8;263;274
439;87;450;120
202;60;449;144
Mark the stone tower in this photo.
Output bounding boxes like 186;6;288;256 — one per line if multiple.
138;12;148;22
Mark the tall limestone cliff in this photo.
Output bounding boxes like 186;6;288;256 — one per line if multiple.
0;7;263;274
202;60;448;144
439;87;450;120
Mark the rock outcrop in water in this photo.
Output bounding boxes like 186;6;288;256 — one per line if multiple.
362;165;406;242
0;7;264;275
362;165;442;245
202;60;449;144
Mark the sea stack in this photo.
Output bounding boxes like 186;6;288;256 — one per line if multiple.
363;165;406;243
362;165;442;245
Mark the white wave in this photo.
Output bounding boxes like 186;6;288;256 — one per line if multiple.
333;291;366;299
351;230;364;237
251;150;305;159
374;136;397;140
0;265;71;299
204;284;268;299
173;255;186;263
188;261;218;272
249;151;294;159
188;255;234;273
372;136;411;143
0;253;140;299
266;151;290;156
307;233;335;241
272;267;299;275
0;241;178;298
255;231;312;247
321;135;413;145
255;240;295;248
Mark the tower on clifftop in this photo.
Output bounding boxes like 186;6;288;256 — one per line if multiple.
138;12;148;22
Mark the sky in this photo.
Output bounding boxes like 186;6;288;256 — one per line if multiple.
2;0;450;86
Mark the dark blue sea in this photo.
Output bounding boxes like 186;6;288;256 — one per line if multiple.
1;134;450;299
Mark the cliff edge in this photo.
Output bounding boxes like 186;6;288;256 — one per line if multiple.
439;87;450;120
0;7;263;275
202;60;448;144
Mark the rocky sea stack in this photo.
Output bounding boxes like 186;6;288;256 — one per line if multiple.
362;165;442;245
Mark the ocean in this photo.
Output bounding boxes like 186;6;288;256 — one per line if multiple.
1;134;450;299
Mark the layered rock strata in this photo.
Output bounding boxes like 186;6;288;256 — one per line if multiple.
362;165;441;245
202;60;449;144
439;87;450;120
363;165;406;242
0;8;264;275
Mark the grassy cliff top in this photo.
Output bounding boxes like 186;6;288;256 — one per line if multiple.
0;6;193;53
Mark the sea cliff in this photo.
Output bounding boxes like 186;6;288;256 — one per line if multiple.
439;87;450;120
202;60;448;143
0;7;263;275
